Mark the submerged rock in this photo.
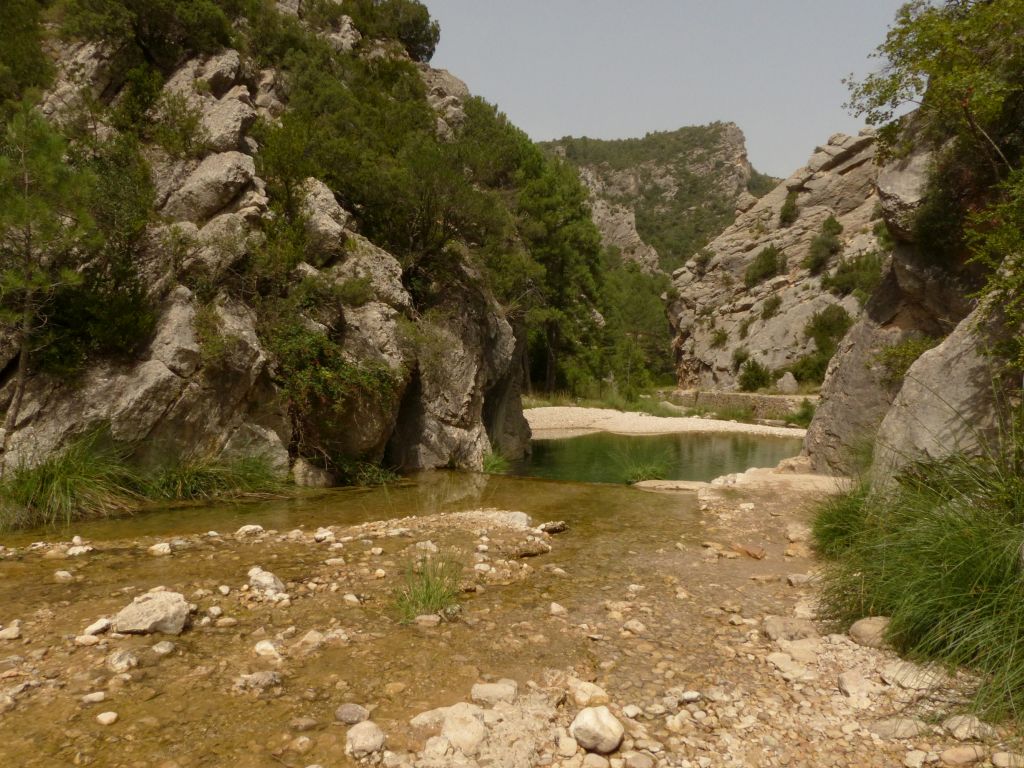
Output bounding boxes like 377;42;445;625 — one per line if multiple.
346;720;386;758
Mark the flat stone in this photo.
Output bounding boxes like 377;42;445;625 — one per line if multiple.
96;711;118;725
148;542;172;556
570;706;624;754
993;753;1024;768
151;641;175;656
106;650;138;673
414;614;441;627
81;692;106;704
335;703;370;724
871;717;928;739
763;616;818;642
943;714;996;741
84;618;111;636
0;621;22;640
53;570;74;583
882;661;946;691
568;678;609;707
940;745;986;765
470;679;517;706
114;591;189;635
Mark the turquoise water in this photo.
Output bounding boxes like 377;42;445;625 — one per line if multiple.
511;431;804;484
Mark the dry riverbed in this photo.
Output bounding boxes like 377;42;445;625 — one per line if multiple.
0;466;1020;768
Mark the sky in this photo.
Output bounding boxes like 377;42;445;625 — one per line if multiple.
425;0;907;177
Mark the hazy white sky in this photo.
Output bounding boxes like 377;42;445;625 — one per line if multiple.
426;0;906;177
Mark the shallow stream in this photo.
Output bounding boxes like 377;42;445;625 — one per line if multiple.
0;434;804;767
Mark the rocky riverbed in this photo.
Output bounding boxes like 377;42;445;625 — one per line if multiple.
0;469;1020;767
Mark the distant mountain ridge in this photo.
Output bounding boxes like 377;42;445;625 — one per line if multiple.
545;123;777;273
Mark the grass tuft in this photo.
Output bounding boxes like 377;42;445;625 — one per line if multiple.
146;455;283;501
482;451;511;474
393;556;462;624
610;444;675;484
814;416;1024;719
0;429;142;530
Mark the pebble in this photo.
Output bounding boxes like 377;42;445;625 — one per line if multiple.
53;570;74;583
335;703;370;724
152;640;175;656
550;602;568;616
96;711;118;725
0;620;22;640
148;542;171;556
81;692;106;704
84;617;111;636
414;614;441;627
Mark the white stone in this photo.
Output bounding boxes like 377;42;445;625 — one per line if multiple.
570;706;624;754
849;616;890;648
84;617;111;636
148;542;172;556
470;679;517;706
96;711;118;725
441;709;487;756
248;566;285;594
81;691;106;704
346;721;386;758
568;678;610;707
0;620;23;640
114;591;190;635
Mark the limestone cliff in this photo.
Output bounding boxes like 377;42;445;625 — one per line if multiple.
667;131;882;390
0;4;530;481
547;123;759;273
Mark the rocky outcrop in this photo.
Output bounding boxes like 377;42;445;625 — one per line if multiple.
668;131;880;390
550;123;756;273
0;33;529;478
804;134;976;474
872;304;1017;475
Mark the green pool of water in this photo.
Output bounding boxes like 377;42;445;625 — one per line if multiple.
511;431;803;484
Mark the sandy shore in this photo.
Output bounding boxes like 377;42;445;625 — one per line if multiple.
524;406;807;440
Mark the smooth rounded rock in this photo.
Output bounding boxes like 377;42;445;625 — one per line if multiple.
345;720;385;758
441;710;487;756
570;706;624;754
96;711;118;725
849;616;890;647
113;591;189;635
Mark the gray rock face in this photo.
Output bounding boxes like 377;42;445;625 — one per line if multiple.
849;616;890;648
162;152;255;222
201;85;257;153
570;706;624;754
873;304;1016;475
668;131;878;389
113;591;190;635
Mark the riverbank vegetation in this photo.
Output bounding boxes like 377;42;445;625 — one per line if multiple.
812;0;1024;720
0;429;283;531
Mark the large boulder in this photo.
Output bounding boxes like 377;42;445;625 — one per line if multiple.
114;591;190;635
201;85;257;153
162;151;255;222
873;305;1015;475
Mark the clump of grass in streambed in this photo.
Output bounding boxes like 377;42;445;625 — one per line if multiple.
785;398;816;428
813;427;1024;719
393;556;463;624
482;451;511;474
610;444;675;484
145;455;283;501
0;430;142;529
0;429;286;531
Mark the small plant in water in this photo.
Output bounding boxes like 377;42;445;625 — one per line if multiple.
610;443;675;484
482;451;511;474
393;555;462;624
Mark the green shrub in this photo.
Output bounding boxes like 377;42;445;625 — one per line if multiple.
731;346;750;372
821;251;884;304
149;91;209;159
811;480;871;559
746;168;778;198
334;460;398;486
691;249;713;276
744;245;785;288
393;555;462;623
146;455;282;500
761;294;782;321
786;398;816;428
816;427;1024;719
0;429;142;530
0;0;53;114
803;216;844;275
710;328;728;348
482;451;510;474
874;336;939;386
344;0;440;62
738;358;772;391
610;443;674;484
779;191;799;226
738;317;753;339
805;304;852;352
